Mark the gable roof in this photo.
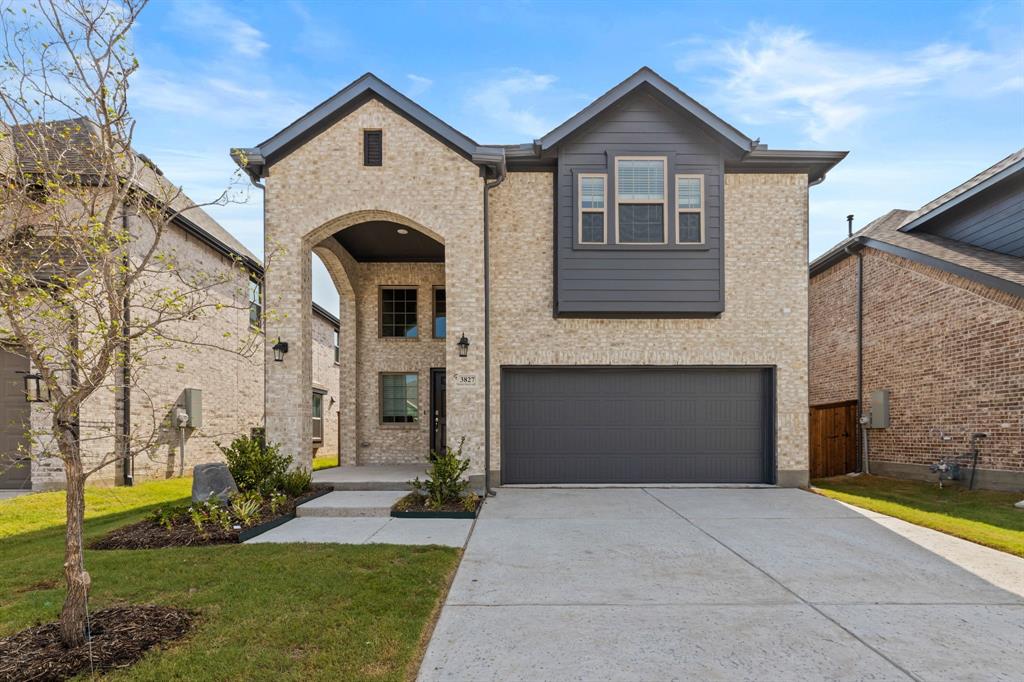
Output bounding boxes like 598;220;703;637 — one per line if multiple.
537;67;754;153
898;148;1024;233
810;197;1024;299
233;73;505;182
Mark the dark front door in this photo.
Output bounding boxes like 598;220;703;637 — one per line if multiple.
430;368;446;457
501;367;774;484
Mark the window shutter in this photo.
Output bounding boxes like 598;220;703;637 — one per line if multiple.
364;130;382;166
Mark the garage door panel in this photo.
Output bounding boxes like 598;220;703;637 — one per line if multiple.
501;367;772;484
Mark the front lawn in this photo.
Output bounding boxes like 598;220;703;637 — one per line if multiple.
0;478;460;681
813;475;1024;557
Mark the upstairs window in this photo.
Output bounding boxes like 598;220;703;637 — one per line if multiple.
433;287;446;338
248;277;262;330
616;157;667;244
578;174;607;244
363;129;383;166
333;328;340;364
676;175;704;244
380;287;417;338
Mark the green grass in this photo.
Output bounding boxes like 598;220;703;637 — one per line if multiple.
312;454;339;471
0;478;460;681
813;475;1024;557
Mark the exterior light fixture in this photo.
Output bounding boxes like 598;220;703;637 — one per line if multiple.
23;372;50;403
272;339;289;362
457;333;470;358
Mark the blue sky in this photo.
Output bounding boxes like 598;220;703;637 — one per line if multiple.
129;0;1024;309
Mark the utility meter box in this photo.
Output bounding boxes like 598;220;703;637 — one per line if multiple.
869;389;890;428
182;388;203;428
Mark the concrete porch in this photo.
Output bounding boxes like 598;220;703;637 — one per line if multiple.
312;464;424;491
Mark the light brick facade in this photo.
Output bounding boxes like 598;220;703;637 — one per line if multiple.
809;248;1024;487
488;172;810;479
264;98;486;472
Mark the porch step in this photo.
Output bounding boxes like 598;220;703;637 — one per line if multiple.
311;464;422;492
296;491;408;518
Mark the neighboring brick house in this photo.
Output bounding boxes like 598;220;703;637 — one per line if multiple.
0;119;340;491
233;67;847;487
809;150;1024;491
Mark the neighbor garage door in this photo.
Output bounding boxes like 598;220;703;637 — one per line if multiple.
501;367;774;484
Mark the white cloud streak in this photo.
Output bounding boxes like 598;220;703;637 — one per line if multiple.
679;25;1023;142
468;70;558;139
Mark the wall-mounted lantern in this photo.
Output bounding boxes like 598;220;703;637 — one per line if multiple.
457;333;470;358
272;339;289;362
24;373;50;403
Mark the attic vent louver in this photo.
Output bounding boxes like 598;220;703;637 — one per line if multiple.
363;130;382;166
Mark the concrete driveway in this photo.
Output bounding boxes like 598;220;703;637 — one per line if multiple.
419;488;1024;681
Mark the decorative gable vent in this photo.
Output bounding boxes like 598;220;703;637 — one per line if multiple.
363;130;383;166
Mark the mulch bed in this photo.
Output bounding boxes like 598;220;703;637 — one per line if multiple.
89;487;328;550
392;492;481;514
0;605;193;682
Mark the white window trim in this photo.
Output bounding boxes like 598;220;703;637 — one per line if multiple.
674;174;705;245
614;156;668;245
577;173;608;244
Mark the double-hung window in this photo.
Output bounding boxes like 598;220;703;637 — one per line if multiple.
381;373;418;424
676;175;704;243
578;174;607;244
615;157;667;244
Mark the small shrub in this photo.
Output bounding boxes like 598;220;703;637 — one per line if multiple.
217;434;291;493
276;468;312;497
230;494;262;527
411;436;471;510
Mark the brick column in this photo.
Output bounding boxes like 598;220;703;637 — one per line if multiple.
265;218;313;469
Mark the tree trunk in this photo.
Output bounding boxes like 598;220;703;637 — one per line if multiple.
58;420;90;648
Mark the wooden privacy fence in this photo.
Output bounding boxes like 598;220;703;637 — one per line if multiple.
809;401;858;479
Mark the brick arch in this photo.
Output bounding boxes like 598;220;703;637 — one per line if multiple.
302;209;445;251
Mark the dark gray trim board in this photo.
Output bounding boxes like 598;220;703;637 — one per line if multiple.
899;159;1024;233
861;237;1024;299
539;67;753;152
233;73;504;181
809;237;1024;300
868;460;1024;493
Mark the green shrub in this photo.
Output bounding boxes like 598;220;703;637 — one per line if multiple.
411;436;472;510
276;468;312;498
218;434;291;494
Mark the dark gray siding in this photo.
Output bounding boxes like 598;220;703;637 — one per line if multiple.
501;366;774;484
555;90;729;316
918;172;1024;256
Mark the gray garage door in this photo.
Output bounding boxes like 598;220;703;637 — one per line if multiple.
501;367;774;484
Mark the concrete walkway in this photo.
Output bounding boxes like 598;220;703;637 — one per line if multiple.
245;516;472;547
419;488;1024;681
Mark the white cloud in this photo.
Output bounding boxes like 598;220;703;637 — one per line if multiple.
175;1;269;58
468;70;558;139
678;25;1022;142
406;74;434;96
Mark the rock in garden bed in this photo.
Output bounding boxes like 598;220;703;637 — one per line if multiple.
0;605;193;682
89;486;330;550
391;492;482;519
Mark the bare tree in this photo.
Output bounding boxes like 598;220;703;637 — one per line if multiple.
0;0;257;646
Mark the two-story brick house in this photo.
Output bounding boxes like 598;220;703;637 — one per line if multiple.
809;150;1023;491
233;68;846;488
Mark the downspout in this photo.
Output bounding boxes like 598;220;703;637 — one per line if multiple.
482;162;507;497
120;206;133;485
845;215;869;475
